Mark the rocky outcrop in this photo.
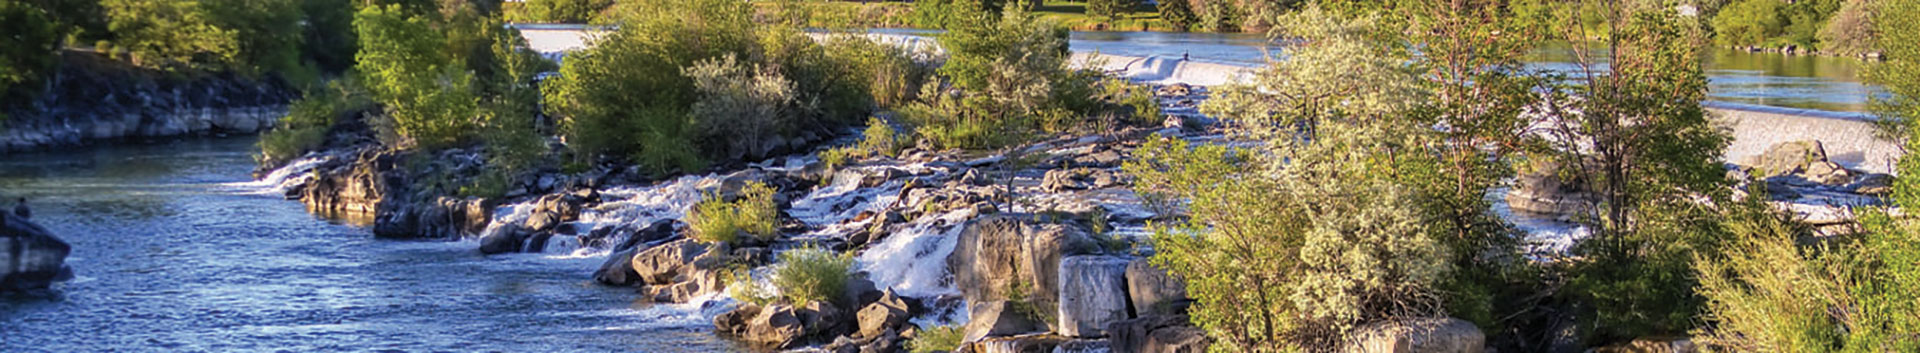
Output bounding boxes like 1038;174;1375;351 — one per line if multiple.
713;301;846;349
295;146;501;241
1590;337;1696;353
1108;315;1211;353
1343;318;1485;353
1057;255;1132;338
963;300;1047;342
1;212;74;291
1126;258;1189;316
958;333;1069;353
1504;161;1595;218
629;239;731;303
1;52;294;153
947;215;1101;312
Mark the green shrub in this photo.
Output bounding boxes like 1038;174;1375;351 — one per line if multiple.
818;146;858;169
858;117;904;158
688;181;778;245
510;0;611;23
725;268;778;306
686;54;799;161
258;80;370;166
354;4;480;150
770;247;854;306
1158;0;1196;31
907;325;965;353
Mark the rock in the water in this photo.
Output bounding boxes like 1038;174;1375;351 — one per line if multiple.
1848;173;1894;195
959;333;1068;353
592;248;641;286
1;212;73;291
1126;258;1188;316
1042;169;1088;192
724;301;845;349
1058;255;1133;338
948;215;1100;312
1505;162;1594;218
963;300;1045;343
631;239;716;285
856;289;911;339
477;227;529;254
1745;140;1827;178
1343;317;1484;353
1108;315;1210;353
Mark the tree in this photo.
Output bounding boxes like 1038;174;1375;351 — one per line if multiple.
0;0;60;106
1130;7;1450;351
1159;0;1198;31
1817;0;1875;56
353;4;480;149
102;0;241;70
1545;2;1732;342
512;0;611;23
1712;0;1786;46
1087;0;1129;21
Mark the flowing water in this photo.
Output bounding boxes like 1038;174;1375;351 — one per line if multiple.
0;137;745;352
867;29;1882;113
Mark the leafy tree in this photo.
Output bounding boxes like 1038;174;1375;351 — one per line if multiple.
0;0;60;106
1159;0;1198;31
102;0;241;70
1396;0;1552;331
1543;2;1732;342
206;0;310;80
511;0;610;23
303;0;361;74
353;4;480;149
1713;0;1786;46
1817;0;1875;56
1087;0;1130;21
1130;8;1450;351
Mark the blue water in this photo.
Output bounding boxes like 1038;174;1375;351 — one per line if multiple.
0;137;745;352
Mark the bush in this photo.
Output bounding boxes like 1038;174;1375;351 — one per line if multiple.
688;181;778;245
354;5;480;150
906;325;965;353
258;80;371;165
0;0;61;104
686;54;799;161
1817;0;1874;56
1691;187;1871;352
510;0;611;23
1159;0;1197;31
770;247;853;306
858;117;905;158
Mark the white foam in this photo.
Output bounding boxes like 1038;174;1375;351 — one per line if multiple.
220;155;330;195
856;208;974;299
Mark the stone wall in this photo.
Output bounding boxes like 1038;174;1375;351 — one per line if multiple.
2;106;286;153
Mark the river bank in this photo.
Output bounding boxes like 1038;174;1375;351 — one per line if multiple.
0;51;296;154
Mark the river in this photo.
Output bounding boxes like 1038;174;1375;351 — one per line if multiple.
0;137;744;352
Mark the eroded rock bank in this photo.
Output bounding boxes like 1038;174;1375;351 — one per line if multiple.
2;211;74;291
1;52;295;154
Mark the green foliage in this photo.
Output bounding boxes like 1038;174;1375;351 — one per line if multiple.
1158;0;1198;31
900;9;1132;150
1086;0;1130;21
1816;0;1875;56
258;80;371;165
907;325;965;353
0;0;60;105
1549;4;1733;342
353;5;480;150
101;0;240;70
770;247;854;306
824;37;926;110
1690;186;1907;353
1713;0;1786;46
686;54;800;161
508;0;611;23
725;268;779;306
859;117;905;158
1873;0;1920;148
301;0;359;74
689;182;779;245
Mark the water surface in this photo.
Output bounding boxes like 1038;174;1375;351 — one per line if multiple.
0;137;742;352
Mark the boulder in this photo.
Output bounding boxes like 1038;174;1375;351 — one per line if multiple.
477;227;529;255
592;248;641;286
1042;169;1088;192
715;301;846;349
857;289;911;338
1125;258;1189;316
1055;339;1111;353
1343;318;1484;353
1108;315;1210;353
948;215;1100;311
959;333;1068;353
1058;255;1133;338
1;212;74;291
1505;162;1595;217
1848;173;1894;195
630;239;716;285
1590;337;1697;353
963;300;1045;343
1744;140;1827;178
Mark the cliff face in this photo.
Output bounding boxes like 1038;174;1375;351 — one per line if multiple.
0;52;295;153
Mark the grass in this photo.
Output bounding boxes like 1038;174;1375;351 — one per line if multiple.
689;181;780;244
771;247;855;306
907;324;966;353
